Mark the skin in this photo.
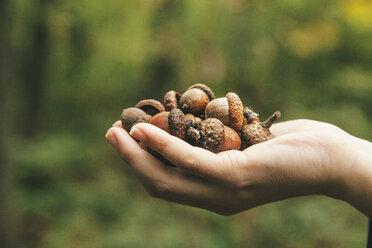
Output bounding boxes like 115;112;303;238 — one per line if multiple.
105;119;372;218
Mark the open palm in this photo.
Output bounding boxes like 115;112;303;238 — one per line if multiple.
106;119;357;215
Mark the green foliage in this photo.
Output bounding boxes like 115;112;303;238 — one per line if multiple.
9;0;371;247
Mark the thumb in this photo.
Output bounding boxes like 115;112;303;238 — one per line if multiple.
129;123;222;177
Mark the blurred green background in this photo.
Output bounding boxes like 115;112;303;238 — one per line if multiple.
1;0;372;247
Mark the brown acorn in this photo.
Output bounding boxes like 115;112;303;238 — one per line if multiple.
149;109;187;140
179;83;215;117
163;90;182;111
205;92;245;132
240;111;281;149
220;126;242;151
148;112;171;133
135;99;165;116
121;107;152;132
187;118;241;153
168;109;187;140
184;114;202;145
147;109;187;167
184;113;202;129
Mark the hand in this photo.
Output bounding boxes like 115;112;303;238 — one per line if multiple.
105;119;372;217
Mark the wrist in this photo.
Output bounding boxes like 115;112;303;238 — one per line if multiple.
336;135;372;217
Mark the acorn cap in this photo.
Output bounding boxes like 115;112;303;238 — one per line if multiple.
240;111;281;148
121;107;152;132
135;99;165;116
163;91;182;111
240;122;272;148
168;108;187;140
188;83;215;101
226;92;244;132
184;113;202;129
200;118;225;153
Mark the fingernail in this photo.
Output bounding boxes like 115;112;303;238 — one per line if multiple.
105;130;118;147
129;127;145;141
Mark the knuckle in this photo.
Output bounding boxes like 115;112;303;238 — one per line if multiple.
154;138;168;153
183;155;200;170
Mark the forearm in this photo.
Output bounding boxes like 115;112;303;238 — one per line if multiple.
340;136;372;218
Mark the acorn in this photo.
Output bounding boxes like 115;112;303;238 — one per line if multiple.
149;109;187;140
121;107;152;132
204;92;245;132
179;83;215;117
184;113;202;129
183;114;203;145
220;125;242;151
135;99;165;116
148;112;171;133
120;83;281;154
240;111;281;149
187;118;241;153
163;90;182;111
148;109;187;167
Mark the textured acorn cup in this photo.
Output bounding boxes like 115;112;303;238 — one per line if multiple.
135;99;165;116
179;83;215;117
240;111;281;148
163;90;182;111
149;109;187;140
183;114;202;145
199;118;225;153
148;110;186;168
168;109;187;139
148;109;186;167
184;114;202;129
205;92;244;132
192;118;241;153
121;107;152;132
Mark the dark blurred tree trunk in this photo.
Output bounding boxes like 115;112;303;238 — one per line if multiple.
17;1;51;247
0;0;50;246
0;0;16;247
20;0;49;137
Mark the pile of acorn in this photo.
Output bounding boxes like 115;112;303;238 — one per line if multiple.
121;83;281;153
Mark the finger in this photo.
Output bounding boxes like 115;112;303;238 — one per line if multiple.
108;127;241;210
107;127;169;183
129;123;228;180
112;120;122;128
150;171;234;209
